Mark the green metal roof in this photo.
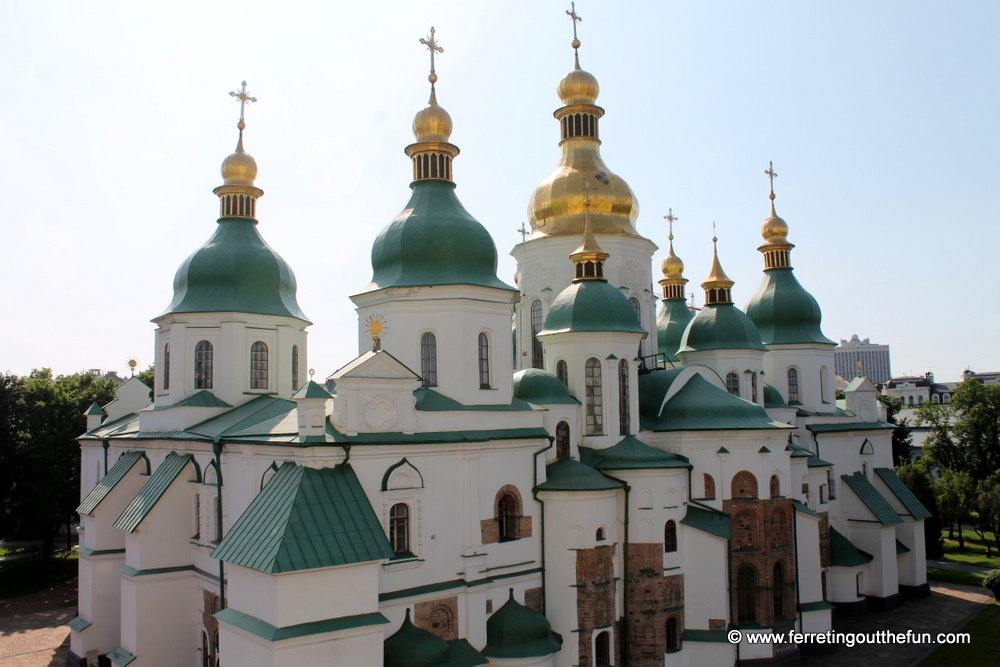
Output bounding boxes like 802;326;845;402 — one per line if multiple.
656;298;694;362
787;443;814;459
512;369;580;405
113;452;195;533
678;303;767;353
791;499;822;518
383;609;449;667
214;607;387;642
443;639;490;667
85;401;106;417
414;387;538;411
149;390;232;410
364;179;513;293
535;458;624;492
160;218;309;322
292;381;332;400
639;373;788;432
829;527;873;567
78;451;147;516
579;436;689;470
875;468;932;520
211;462;394;573
896;539;911;554
539;279;647;336
798;600;836;612
107;646;136;666
841;472;903;525
67;616;92;632
763;383;789;409
483;589;562;658
807;421;894;433
744;267;834;345
806;454;834;468
187;395;296;439
680;504;730;540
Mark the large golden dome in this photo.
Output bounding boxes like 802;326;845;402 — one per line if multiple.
221;130;257;186
413;89;453;143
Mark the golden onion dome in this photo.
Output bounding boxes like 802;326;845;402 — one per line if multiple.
761;203;789;244
221;126;258;186
413;89;453;143
558;68;599;106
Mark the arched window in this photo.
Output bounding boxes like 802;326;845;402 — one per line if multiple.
618;359;630;435
478;333;490;387
193;494;201;540
666;616;680;652
773;562;785;619
664;520;677;553
291;345;299;391
195;340;213;389
429;604;454;639
736;566;757;624
704;473;716;500
770;474;780;498
556;360;568;388
530;300;544;369
629;296;641;322
908;395;914;407
726;372;740;396
595;631;611;667
751;372;758;403
827;469;836;499
944;393;950;403
497;493;520;541
389;503;410;555
163;343;170;390
918;395;924;404
820;366;829;402
214;496;222;542
556;421;570;458
251;341;268;389
787;368;798;403
421;333;437;386
585;358;604;435
596;527;606;541
731;471;758;499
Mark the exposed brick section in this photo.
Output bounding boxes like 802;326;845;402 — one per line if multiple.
519;515;533;538
415;595;458;641
576;545;616;666
819;511;830;568
709;618;726;631
623;542;685;667
723;495;797;629
481;484;531;544
481;518;500;545
201;589;221;667
524;587;544;614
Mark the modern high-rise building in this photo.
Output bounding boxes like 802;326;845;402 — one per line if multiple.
835;334;892;384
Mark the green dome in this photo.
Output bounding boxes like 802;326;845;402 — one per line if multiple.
678;304;766;353
656;299;694;362
535;458;625;492
483;589;562;658
638;372;785;432
745;268;834;345
540;280;646;335
161;218;309;322
365;180;513;292
512;369;579;405
384;609;449;667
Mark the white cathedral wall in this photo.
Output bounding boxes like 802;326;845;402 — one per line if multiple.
72;552;124;659
680;526;728;630
894;521;927;587
759;343;836;412
794;513;824;605
218;623;386;667
849;524;899;599
119;569;201;666
122;468;197;572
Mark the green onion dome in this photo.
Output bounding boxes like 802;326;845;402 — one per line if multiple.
513;369;579;405
364;180;513;292
483;589;563;658
384;609;449;667
656;299;694;362
745;268;834;345
161;218;309;322
678;303;766;353
539;280;646;335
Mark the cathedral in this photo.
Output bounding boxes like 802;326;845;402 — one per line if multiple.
70;14;930;667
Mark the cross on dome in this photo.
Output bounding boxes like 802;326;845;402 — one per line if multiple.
420;27;444;86
765;160;778;201
229;81;257;130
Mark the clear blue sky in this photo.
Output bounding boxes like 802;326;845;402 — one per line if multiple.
1;0;997;382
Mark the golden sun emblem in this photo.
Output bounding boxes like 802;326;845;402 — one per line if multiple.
364;314;387;342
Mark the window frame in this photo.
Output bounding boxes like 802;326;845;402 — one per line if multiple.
195;340;214;390
478;332;491;388
585;357;604;435
420;332;438;386
530;300;544;369
250;341;269;390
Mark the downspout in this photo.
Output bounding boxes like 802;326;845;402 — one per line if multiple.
811;431;821;458
531;436;554;614
213;437;225;609
792;504;802;637
102;440;109;475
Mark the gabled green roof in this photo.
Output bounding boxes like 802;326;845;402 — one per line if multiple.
483;589;562;658
414;388;537;411
150;390;232;410
841;472;903;525
806;421;893;433
807;454;834;468
212;462;393;573
114;452;195;533
187;395;296;439
678;303;767;353
535;458;624;492
214;607;387;642
85;401;106;417
364;179;514;293
680;504;730;540
875;468;932;520
829;527;873;567
787;443;814;458
656;298;694;362
791;499;822;518
539;279;646;336
580;436;689;470
292;381;332;400
160;218;310;322
512;369;580;406
640;373;788;432
744;267;834;345
78;451;147;516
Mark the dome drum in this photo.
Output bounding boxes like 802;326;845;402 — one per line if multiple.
213;184;264;219
554;104;605;143
405;141;460;182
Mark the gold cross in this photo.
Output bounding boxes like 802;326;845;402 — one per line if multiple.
229;81;257;124
765;160;778;198
517;222;529;242
566;2;582;42
663;208;677;240
420;27;444;78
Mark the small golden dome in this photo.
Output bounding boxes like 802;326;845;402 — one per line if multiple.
221;134;258;186
413;89;453;143
661;244;684;278
761;203;789;243
558;68;599;106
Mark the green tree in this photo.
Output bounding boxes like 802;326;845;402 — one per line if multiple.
972;476;1000;555
0;372;25;536
896;461;943;558
879;393;914;464
918;379;1000;481
136;364;155;398
935;468;975;548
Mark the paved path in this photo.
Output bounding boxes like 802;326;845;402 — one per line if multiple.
927;559;992;575
0;578;77;667
802;583;993;667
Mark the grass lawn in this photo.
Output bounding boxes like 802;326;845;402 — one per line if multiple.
0;543;39;558
926;567;985;587
940;540;1000;571
944;527;1000;548
918;602;1000;666
0;552;78;600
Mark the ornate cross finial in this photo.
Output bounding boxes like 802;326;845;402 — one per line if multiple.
663;208;677;240
765;160;778;200
517;222;529;242
229;81;257;129
566;2;583;67
712;220;717;243
420;27;444;86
